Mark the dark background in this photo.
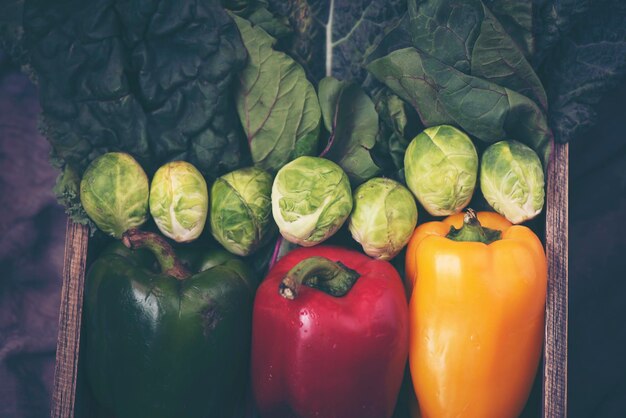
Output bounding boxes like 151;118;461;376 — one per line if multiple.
1;53;625;417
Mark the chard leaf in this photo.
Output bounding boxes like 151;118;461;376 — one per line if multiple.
408;0;547;110
542;0;626;144
318;76;380;184
267;0;406;83
367;47;552;164
232;14;321;173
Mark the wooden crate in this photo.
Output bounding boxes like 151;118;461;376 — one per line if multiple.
51;143;569;418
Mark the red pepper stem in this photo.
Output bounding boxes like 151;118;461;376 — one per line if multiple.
279;256;360;300
122;229;191;280
445;208;502;244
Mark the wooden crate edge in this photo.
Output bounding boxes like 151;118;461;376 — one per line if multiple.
543;142;569;417
51;221;89;418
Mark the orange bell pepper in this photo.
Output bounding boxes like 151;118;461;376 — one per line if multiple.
405;210;547;418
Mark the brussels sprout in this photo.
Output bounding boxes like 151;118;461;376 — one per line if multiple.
149;161;208;243
210;167;275;256
272;156;352;246
404;125;478;216
349;178;418;260
80;152;149;238
480;141;545;224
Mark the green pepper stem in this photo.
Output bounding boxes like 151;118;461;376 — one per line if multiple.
445;209;502;244
279;256;360;300
122;229;191;280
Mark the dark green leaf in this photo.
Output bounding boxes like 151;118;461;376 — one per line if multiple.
407;0;547;110
232;14;321;173
246;8;292;39
318;76;380;184
371;91;412;176
223;0;292;39
0;0;28;64
267;0;406;83
483;0;533;59
533;0;591;67
367;48;552;164
22;0;247;180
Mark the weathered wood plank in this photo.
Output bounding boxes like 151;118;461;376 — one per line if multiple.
51;221;89;418
543;142;569;417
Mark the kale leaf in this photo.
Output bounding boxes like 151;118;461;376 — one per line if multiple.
22;0;248;181
541;0;626;144
267;0;406;84
533;0;591;68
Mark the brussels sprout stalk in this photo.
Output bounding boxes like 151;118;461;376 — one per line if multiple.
122;229;190;280
279;257;360;300
446;209;501;245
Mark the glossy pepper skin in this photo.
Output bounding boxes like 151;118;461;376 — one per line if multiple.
83;230;255;418
405;211;547;418
252;246;409;418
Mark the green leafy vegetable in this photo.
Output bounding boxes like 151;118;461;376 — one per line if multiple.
371;91;413;177
407;0;546;109
366;48;552;164
318;77;380;184
483;0;533;59
21;0;248;182
223;0;292;39
533;0;591;67
232;14;321;173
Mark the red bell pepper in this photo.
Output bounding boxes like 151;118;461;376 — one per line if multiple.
251;246;409;418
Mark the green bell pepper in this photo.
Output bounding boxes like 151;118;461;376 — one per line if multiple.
83;229;256;418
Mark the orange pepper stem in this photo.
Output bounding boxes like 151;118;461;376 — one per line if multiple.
122;228;191;280
279;256;360;300
446;209;502;244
